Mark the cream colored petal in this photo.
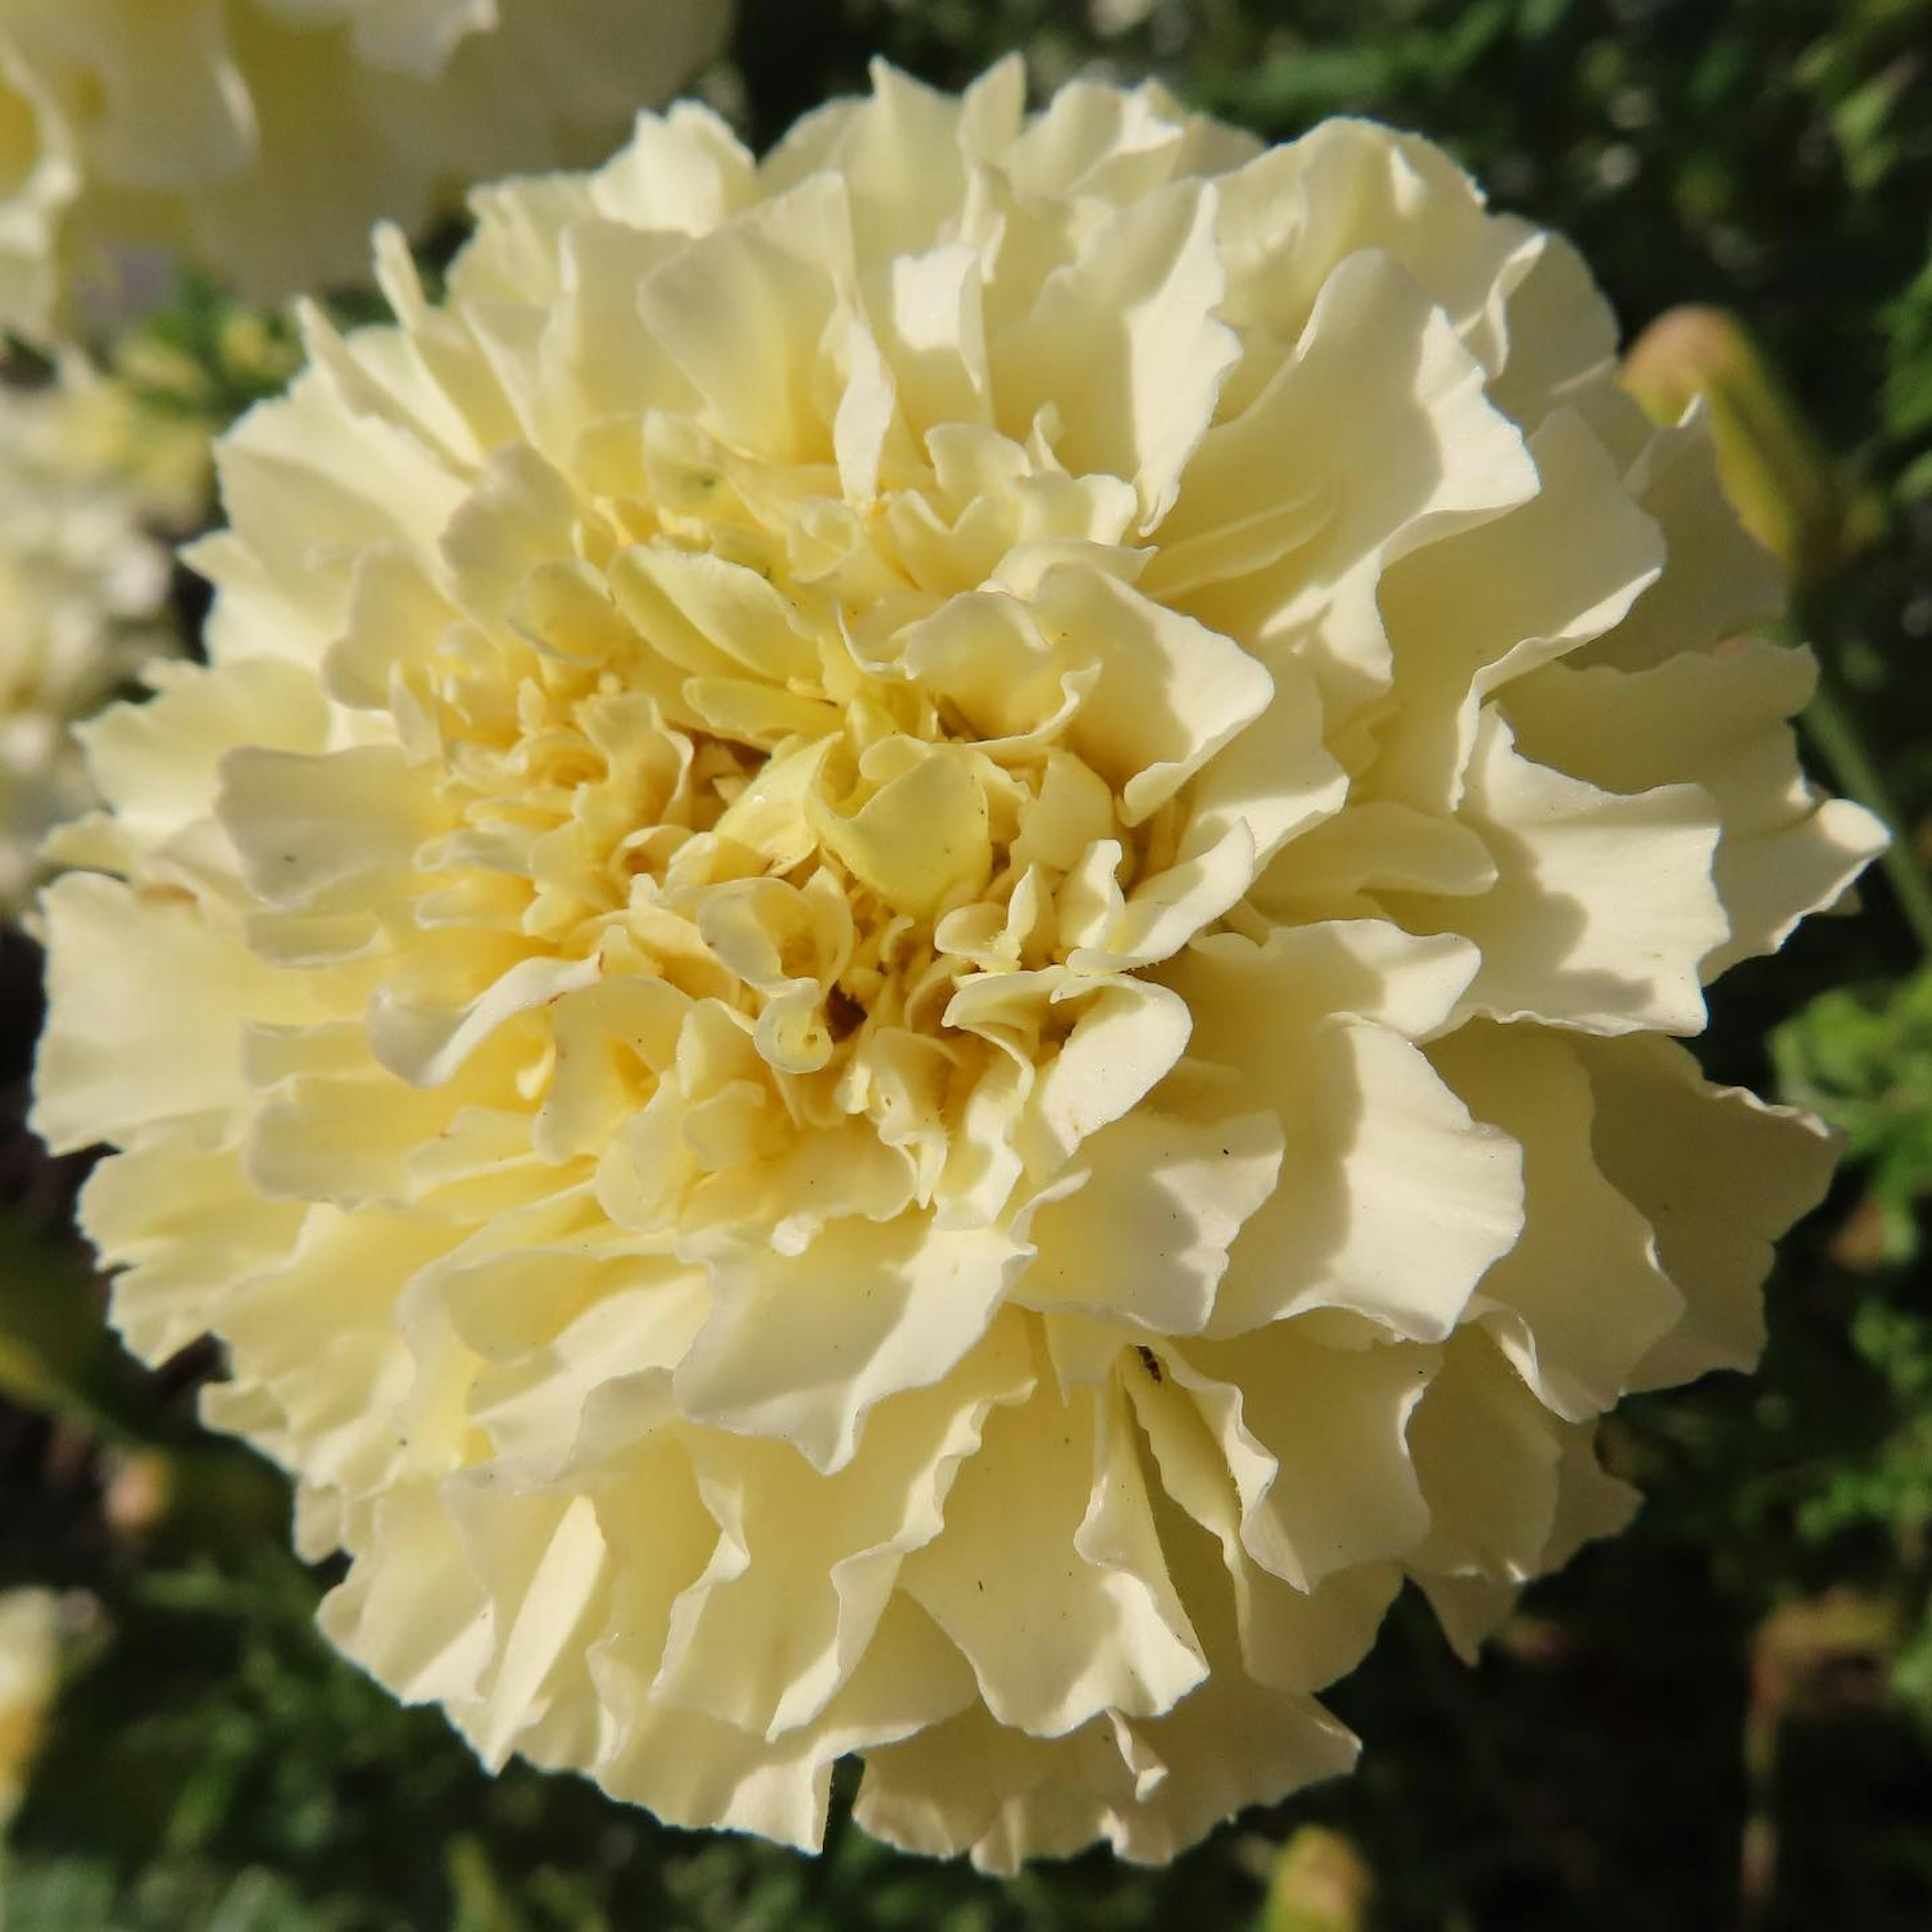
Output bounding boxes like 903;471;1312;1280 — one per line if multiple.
1576;1034;1836;1388
297;298;488;477
1166;928;1522;1339
770;63;973;262
879;242;991;435
591;101;755;236
587;1428;980;1849
1371;407;1666;813
210;1206;457;1498
1168;648;1348;872
673;1221;1032;1475
1431;1023;1684;1420
244;1021;529;1208
438;441;581;631
611;541;819;686
1412;1571;1520;1664
1125;1347;1402;1691
1481;229;1619;426
1162;249;1537;716
809;742;993;921
1214;119;1515;373
1020;976;1193;1170
1030;563;1273;828
218;743;442;913
1101;1518;1360;1866
80;1128;306;1364
1390;710;1728;1036
604;1595;973;1855
1078;655;1348;972
1407;1327;1639;1606
440;1485;613;1770
1002;74;1198;201
854;1701;1144;1870
75;657;327;861
863;1495;1357;1870
33;872;311;1151
895;590;1067;743
459;1269;705;1454
46;3;254;191
635;174;852;465
368;951;600;1090
1169;1325;1436;1589
532;976;689;1161
1257;801;1499;919
1406;1331;1561;1584
202;372;468;661
319;1482;496;1709
654;1320;1030;1738
900;1376;1207;1738
1503;642;1887;976
998;179;1239;527
1017;1105;1281;1334
1580;406;1784;675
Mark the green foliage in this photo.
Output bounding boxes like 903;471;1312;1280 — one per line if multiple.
1776;968;1932;1260
0;1221;142;1441
107;273;303;443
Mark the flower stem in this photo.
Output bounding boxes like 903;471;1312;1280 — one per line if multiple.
1798;646;1932;959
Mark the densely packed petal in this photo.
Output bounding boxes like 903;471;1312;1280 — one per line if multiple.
34;62;1884;1867
0;0;731;338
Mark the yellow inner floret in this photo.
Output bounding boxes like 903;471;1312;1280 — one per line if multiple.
338;401;1252;1254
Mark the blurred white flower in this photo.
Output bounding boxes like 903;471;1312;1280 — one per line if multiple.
0;0;732;339
0;370;174;915
33;63;1882;1867
0;1588;59;1830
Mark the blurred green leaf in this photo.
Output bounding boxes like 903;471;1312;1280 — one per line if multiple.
1776;969;1932;1261
0;1218;139;1439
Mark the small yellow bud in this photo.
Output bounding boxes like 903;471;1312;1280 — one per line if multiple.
217;310;299;389
0;1589;60;1830
1263;1824;1374;1932
1621;305;1867;590
101;1446;175;1537
114;335;211;408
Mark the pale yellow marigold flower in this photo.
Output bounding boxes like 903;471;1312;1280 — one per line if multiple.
33;63;1884;1868
0;1588;59;1830
0;0;732;340
0;369;174;915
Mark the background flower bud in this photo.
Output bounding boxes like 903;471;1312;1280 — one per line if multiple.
1621;304;1873;590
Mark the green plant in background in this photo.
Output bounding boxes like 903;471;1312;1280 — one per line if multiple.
108;278;301;471
1777;971;1932;1264
5;2;1932;1928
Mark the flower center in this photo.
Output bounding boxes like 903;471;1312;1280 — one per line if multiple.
416;421;1165;1104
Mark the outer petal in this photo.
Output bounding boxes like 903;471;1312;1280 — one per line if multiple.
1392;710;1728;1036
1431;1023;1684;1420
1502;641;1887;976
1576;1034;1837;1388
